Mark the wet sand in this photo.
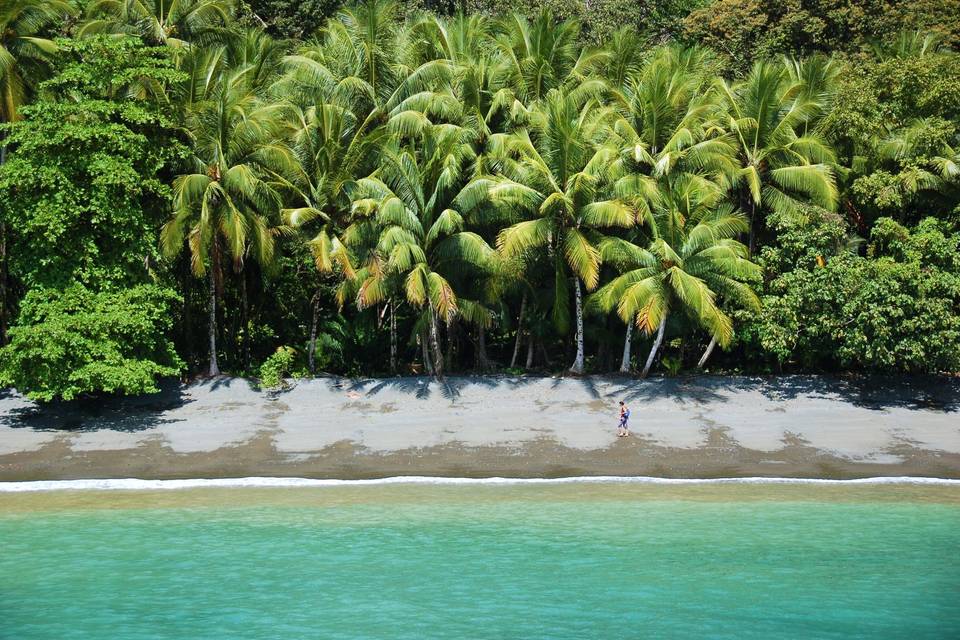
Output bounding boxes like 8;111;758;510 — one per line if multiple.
1;375;959;481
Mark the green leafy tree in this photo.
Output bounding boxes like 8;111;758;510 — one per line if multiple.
327;0;403;104
822;43;960;226
0;37;185;291
275;96;385;369
754;213;960;372
683;0;960;71
0;284;182;401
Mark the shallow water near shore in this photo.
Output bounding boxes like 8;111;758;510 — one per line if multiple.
2;481;959;639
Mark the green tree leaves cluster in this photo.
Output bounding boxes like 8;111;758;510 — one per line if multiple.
683;0;960;71
752;212;960;372
0;284;182;401
0;37;185;290
0;37;186;400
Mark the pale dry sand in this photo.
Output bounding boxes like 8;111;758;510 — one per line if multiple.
1;375;958;480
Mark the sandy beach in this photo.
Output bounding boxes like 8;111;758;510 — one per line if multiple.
1;375;959;481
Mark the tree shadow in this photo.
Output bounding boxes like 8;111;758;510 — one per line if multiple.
604;375;729;405
551;375;603;399
604;374;960;413
324;374;538;401
0;379;195;432
741;374;960;412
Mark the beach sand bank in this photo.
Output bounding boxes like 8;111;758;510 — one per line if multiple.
1;375;959;481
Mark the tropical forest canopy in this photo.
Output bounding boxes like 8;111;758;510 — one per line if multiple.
0;0;958;400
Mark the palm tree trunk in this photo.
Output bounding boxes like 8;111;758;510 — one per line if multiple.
525;336;534;369
240;271;250;370
0;141;7;345
207;269;220;377
445;319;456;372
308;289;320;374
421;329;433;375
0;220;7;346
390;299;397;374
619;322;633;373
477;323;491;372
428;308;444;379
640;314;667;378
747;198;757;255
510;292;527;368
181;260;192;374
569;278;585;375
697;336;717;369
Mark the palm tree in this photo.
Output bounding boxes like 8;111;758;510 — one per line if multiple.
403;12;526;156
873;117;960;216
329;0;403;105
491;87;632;375
599;26;648;90
161;67;292;376
718;59;838;252
491;10;606;108
79;0;235;48
345;126;495;377
592;178;760;377
276;97;387;369
871;30;945;60
605;45;738;371
0;0;73;125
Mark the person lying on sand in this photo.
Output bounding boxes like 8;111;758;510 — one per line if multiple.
617;400;630;437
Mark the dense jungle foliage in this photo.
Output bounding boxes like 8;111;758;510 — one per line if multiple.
0;0;958;400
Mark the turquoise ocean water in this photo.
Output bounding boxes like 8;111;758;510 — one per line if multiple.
1;480;959;639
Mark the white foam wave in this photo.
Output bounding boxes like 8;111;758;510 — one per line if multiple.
1;475;959;492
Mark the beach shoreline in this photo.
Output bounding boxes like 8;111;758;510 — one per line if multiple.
1;375;959;482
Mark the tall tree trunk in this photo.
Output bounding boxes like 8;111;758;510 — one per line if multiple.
445;319;456;372
181;259;192;374
240;270;250;371
510;292;527;368
308;289;320;373
0;142;7;346
619;322;633;373
525;335;534;369
428;308;444;379
569;278;585;375
747;197;757;255
390;299;397;374
477;323;491;371
640;314;668;378
207;269;220;377
0;220;7;346
697;336;718;369
420;329;433;375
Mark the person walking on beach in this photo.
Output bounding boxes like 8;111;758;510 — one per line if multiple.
617;400;630;437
